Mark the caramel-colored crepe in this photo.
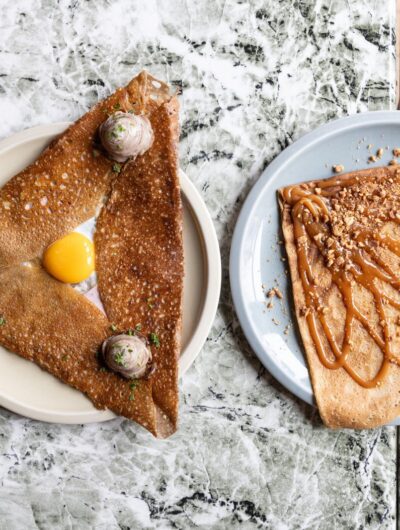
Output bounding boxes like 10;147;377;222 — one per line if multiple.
0;72;181;437
279;166;400;429
95;97;183;433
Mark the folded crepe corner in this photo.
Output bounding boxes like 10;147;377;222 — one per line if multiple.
0;71;183;438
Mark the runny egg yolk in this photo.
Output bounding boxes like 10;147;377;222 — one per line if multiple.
43;232;95;284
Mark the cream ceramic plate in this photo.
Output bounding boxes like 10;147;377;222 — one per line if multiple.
0;123;221;423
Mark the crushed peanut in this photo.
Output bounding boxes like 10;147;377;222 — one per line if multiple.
332;164;344;173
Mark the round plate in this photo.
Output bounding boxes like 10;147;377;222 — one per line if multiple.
0;123;221;423
230;111;400;425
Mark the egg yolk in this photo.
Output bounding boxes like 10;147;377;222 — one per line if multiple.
43;232;95;284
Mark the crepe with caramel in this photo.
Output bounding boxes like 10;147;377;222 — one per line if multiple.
279;166;400;428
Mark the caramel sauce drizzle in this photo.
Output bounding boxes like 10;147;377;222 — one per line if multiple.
282;177;400;388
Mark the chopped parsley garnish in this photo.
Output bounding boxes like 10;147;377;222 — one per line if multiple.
110;323;117;332
117;124;125;133
92;149;100;158
112;163;122;174
128;109;134;114
113;102;121;110
127;324;142;336
129;381;139;401
0;316;6;326
113;350;125;366
99;366;107;372
149;332;160;348
62;355;69;361
147;297;154;309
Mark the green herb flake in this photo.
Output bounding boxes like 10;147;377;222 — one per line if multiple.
99;366;107;373
149;332;160;348
128;381;139;401
147;297;154;309
0;316;6;326
112;163;122;174
113;102;121;110
127;329;133;336
113;351;125;366
128;109;134;114
110;323;117;332
135;324;142;331
62;355;69;361
92;149;100;158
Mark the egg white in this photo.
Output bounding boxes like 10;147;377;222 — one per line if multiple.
70;217;105;314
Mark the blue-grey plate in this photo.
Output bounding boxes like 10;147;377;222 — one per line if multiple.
230;111;400;425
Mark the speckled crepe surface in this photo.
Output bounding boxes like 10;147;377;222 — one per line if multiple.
279;166;400;429
95;97;182;432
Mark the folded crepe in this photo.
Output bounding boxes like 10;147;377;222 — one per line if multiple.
279;166;400;428
0;72;183;437
95;97;182;430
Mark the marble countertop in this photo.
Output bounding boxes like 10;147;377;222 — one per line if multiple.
0;1;398;528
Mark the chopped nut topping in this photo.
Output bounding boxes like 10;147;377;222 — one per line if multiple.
299;306;310;317
332;164;344;173
274;288;283;299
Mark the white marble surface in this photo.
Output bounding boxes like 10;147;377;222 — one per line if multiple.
0;1;397;528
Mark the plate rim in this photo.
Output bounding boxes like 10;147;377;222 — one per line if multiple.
230;110;400;420
0;122;221;424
